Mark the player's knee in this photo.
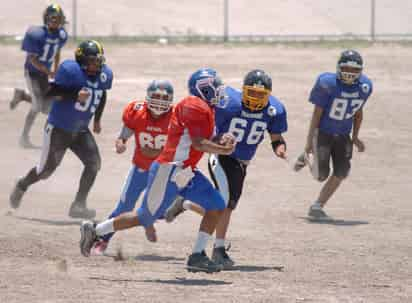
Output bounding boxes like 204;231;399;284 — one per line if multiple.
86;160;101;174
333;169;350;180
38;167;55;180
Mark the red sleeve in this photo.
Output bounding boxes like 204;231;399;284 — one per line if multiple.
122;101;143;130
177;101;212;139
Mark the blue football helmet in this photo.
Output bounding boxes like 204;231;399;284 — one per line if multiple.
146;79;174;115
188;68;225;105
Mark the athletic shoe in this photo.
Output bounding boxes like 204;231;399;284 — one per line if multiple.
9;88;25;110
212;246;235;270
9;181;25;209
308;205;329;220
69;202;96;219
186;251;222;273
80;221;98;257
293;152;307;172
92;240;109;256
164;196;185;223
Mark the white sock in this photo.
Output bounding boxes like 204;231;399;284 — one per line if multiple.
95;218;114;236
214;238;225;248
312;201;322;209
192;231;210;254
182;200;192;210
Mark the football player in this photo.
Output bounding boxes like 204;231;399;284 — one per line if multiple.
293;49;373;219
10;4;68;148
80;68;236;273
91;80;174;255
164;69;288;269
9;40;113;219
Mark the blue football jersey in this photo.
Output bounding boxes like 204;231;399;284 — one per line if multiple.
309;72;373;135
22;26;68;73
47;59;113;132
215;86;288;161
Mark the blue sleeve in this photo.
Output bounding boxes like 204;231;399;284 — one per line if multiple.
54;63;76;89
100;66;113;90
59;29;68;48
268;106;288;134
309;76;330;109
214;106;228;134
21;28;43;55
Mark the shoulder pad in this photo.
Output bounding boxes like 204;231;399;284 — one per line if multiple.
25;26;46;41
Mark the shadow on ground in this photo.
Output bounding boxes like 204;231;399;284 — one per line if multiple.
89;276;231;286
299;216;369;226
12;214;82;226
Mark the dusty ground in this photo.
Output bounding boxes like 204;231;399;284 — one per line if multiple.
0;43;411;303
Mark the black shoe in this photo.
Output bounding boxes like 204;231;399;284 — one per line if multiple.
10;181;26;209
69;202;96;219
212;246;235;270
186;251;222;273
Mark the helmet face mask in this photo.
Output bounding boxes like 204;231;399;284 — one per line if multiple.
189;68;226;106
146;80;174;116
242;69;272;111
337;50;363;85
75;40;105;76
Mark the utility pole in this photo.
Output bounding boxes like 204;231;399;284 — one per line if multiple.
224;0;229;42
72;0;77;40
371;0;376;41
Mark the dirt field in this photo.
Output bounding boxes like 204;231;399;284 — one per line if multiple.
0;42;411;303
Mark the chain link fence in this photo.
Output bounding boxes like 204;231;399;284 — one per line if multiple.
1;0;411;42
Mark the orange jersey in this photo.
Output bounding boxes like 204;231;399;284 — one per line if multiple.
157;96;215;169
122;101;173;170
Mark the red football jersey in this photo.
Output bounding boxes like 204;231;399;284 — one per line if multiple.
157;96;215;169
122;101;173;170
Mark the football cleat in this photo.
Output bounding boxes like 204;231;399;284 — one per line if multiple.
9;88;25;110
212;246;235;270
164;196;185;223
293;152;307;172
186;251;222;273
69;202;96;219
9;181;26;209
80;220;98;257
308;204;330;220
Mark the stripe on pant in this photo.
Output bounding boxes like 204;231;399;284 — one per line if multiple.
208;154;229;206
36;123;53;174
147;164;174;215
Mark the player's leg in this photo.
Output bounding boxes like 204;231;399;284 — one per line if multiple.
80;162;178;257
208;154;247;269
19;71;48;148
10;124;69;209
308;130;333;218
181;169;226;273
93;166;149;254
315;134;353;212
68;130;101;219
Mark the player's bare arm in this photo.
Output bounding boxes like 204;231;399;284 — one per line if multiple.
192;136;235;155
305;105;323;153
270;133;287;159
28;54;51;76
352;108;365;152
51;50;61;78
93;91;106;134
